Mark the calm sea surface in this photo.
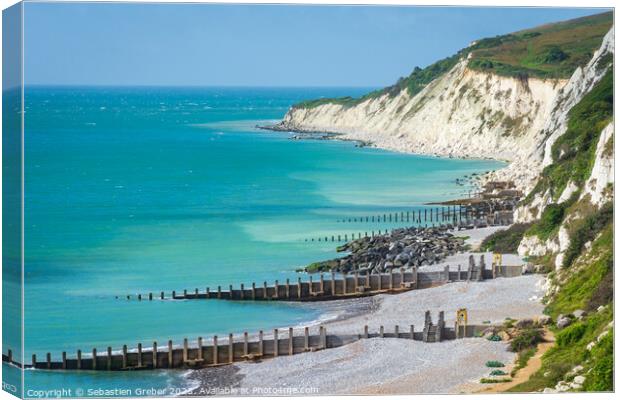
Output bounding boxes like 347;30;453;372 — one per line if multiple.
5;87;503;395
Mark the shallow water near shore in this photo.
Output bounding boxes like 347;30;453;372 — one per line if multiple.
12;86;504;395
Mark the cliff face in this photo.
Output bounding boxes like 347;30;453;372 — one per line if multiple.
514;28;615;225
278;14;613;195
280;22;614;280
281;60;563;191
515;29;614;264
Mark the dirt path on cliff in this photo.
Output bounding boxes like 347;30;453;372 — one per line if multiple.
476;329;555;393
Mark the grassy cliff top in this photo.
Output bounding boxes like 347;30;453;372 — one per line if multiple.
467;11;612;79
294;11;612;109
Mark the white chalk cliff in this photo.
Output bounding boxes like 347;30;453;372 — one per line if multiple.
280;29;613;200
281;60;563;192
279;27;614;269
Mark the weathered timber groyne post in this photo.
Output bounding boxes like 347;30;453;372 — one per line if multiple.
5;309;505;372
120;253;519;303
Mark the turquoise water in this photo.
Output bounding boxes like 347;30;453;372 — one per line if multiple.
8;87;503;396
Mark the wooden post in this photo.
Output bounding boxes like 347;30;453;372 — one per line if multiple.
123;345;128;369
297;277;302;299
309;276;314;295
138;343;143;368
319;274;324;294
285;279;290;298
183;338;188;364
206;287;210;298
62;351;67;369
240;283;244;300
198;337;203;362
274;280;279;299
160;291;164;300
149;293;153;301
77;350;82;370
243;332;248;356
212;336;218;365
106;347;111;370
46;353;51;369
380;326;384;338
288;327;294;356
343;272;348;294
259;331;264;355
251;283;256;300
331;271;336;295
320;326;327;349
167;340;172;368
263;281;268;299
152;342;158;369
228;334;234;363
389;269;394;290
457;264;461;281
229;285;233;298
395;325;399;338
364;325;369;339
32;354;36;368
138;294;142;301
410;325;415;340
183;289;187;297
92;348;97;370
217;286;221;299
304;327;309;350
273;329;279;357
354;271;359;289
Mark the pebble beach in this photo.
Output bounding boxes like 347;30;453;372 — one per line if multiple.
183;226;547;395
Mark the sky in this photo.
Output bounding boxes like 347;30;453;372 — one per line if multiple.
22;2;608;87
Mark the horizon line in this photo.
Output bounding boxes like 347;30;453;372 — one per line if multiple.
22;83;382;89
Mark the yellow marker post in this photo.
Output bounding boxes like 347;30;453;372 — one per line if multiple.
456;308;468;339
492;253;502;278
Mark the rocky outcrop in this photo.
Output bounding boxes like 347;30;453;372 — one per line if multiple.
582;123;614;206
303;227;464;275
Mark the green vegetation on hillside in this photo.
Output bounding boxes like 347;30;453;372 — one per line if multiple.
480;223;532;252
509;221;613;393
546;222;613;316
294;53;463;109
508;304;613;392
526;201;570;241
293;12;611;110
562;202;613;269
468;12;612;79
525;68;613;204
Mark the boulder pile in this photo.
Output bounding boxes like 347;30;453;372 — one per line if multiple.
304;226;466;274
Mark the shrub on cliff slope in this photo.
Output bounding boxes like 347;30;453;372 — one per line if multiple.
525;67;613;203
509;224;613;393
480;223;531;252
562;202;613;268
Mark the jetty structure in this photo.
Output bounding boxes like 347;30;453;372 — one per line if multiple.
120;254;524;302
3;309;495;372
2;255;526;373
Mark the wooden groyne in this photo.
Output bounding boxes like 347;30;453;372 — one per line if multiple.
120;256;524;302
336;206;463;224
2;310;494;372
304;215;514;243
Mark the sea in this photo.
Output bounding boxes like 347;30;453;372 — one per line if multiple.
3;86;504;396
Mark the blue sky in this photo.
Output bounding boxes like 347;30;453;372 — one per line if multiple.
23;2;607;87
